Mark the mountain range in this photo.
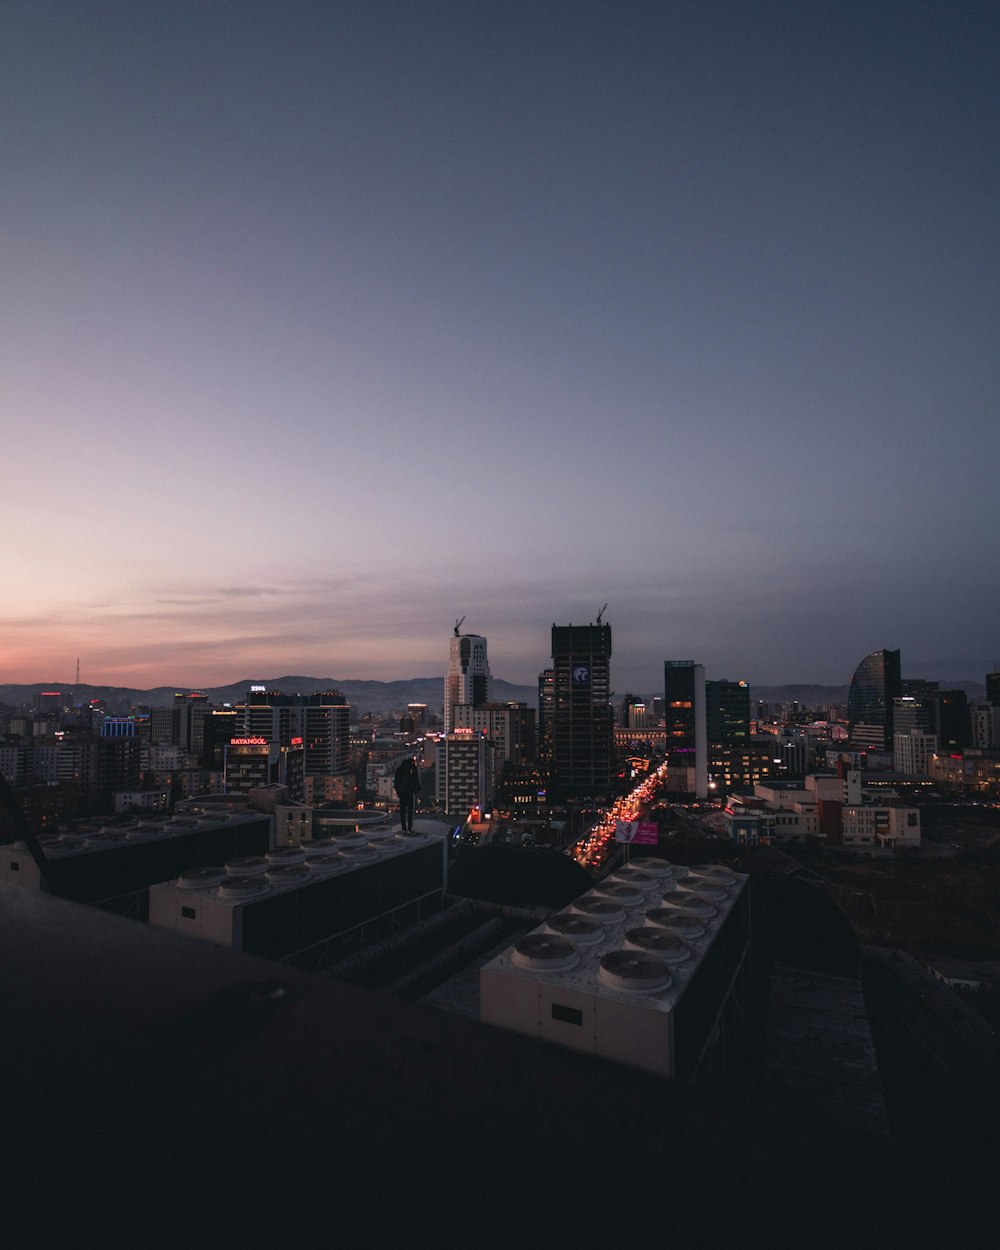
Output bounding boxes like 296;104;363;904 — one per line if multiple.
0;676;987;715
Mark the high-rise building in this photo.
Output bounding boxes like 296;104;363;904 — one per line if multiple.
550;623;613;799
935;689;970;752
444;628;491;733
706;679;750;745
537;669;554;761
894;730;937;775
436;729;493;816
302;692;351;775
892;694;935;737
970;703;1000;750
451;702;536;768
987;667;1000;708
664;661;707;798
847;649;902;750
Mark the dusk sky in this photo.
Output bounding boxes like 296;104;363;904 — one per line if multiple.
3;1;998;696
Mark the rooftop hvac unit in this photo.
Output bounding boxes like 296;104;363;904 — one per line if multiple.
149;833;448;960
0;812;272;905
481;861;751;1080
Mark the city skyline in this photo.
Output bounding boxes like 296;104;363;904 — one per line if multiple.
3;3;998;694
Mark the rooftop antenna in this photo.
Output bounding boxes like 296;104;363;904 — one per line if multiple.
454;615;466;636
596;603;608;625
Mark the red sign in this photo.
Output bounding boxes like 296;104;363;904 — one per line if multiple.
230;737;267;746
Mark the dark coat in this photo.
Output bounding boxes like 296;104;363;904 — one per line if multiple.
393;759;421;796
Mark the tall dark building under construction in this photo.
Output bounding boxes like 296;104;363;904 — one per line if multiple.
550;622;613;799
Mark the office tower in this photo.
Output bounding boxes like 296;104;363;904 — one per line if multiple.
537;669;554;761
627;702;647;730
444;628;491;733
847;649;902;750
987;667;1000;708
550;623;613;798
618;693;642;727
302;692;351;775
894;730;937;774
970;703;1000;750
706;679;750;745
240;688;300;744
436;730;493;816
664;661;707;798
201;709;239;768
452;702;536;768
892;694;935;737
935;689;970;752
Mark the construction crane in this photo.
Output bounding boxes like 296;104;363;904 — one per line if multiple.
596;603;608;625
454;615;466;636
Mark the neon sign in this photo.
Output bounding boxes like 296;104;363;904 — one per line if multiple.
230;737;267;746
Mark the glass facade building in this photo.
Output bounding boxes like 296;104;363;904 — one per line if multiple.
551;624;613;798
847;649;902;750
706;679;751;745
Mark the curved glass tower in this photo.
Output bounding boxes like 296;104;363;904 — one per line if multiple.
847;649;902;749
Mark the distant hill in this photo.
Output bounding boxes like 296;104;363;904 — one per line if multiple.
0;676;538;715
1;676;986;716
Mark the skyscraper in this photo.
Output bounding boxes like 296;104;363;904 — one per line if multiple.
847;649;902;750
537;668;554;762
550;622;613;798
706;679;750;745
444;627;491;733
664;661;707;798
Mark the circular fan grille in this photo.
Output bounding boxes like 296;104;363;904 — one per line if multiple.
217;875;272;901
642;910;706;938
592;883;644;905
674;879;727;901
512;935;580;972
266;864;312;886
266;848;307;865
628;859;677;878
225;856;268;876
623;928;692;963
597;951;673;993
570;898;626;925
177;866;228;890
544;914;605;945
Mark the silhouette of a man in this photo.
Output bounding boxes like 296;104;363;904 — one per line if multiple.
393;757;421;834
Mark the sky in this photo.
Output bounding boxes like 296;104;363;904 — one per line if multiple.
2;0;998;696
